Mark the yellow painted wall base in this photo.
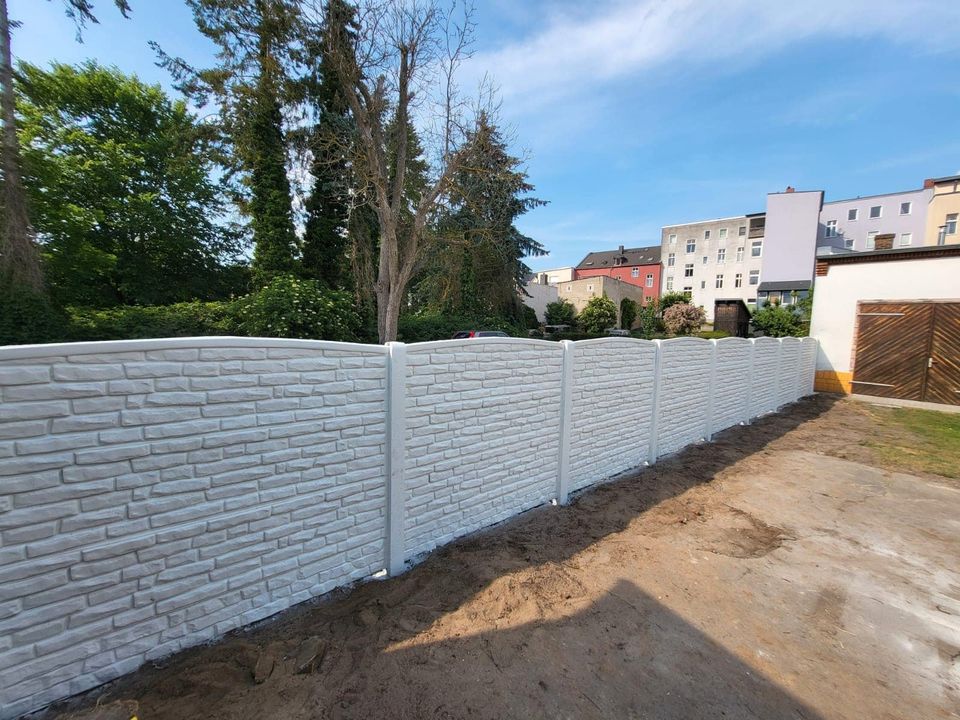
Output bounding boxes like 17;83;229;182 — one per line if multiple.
815;370;853;394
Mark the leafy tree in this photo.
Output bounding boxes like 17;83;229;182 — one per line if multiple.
300;0;355;288
620;298;638;330
17;62;245;307
658;290;691;313
751;301;808;337
545;299;576;326
155;0;300;288
635;298;663;338
577;295;617;335
0;0;130;292
663;302;705;335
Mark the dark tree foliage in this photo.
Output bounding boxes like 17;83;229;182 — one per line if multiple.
17;62;245;306
414;114;546;318
154;0;300;288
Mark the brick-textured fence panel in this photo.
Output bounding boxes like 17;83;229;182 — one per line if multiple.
402;340;563;559
569;339;656;492
0;335;816;718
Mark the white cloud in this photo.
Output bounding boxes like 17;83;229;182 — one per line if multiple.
468;0;960;114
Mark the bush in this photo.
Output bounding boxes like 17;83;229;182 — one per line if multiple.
66;301;235;341
0;286;67;345
663;302;706;336
634;299;664;338
658;291;692;313
233;275;362;341
751;302;808;337
619;298;638;330
544;299;576;326
397;311;520;343
577;295;618;335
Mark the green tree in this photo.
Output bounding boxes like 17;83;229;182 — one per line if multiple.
300;0;355;287
155;0;300;288
0;0;130;293
578;295;617;335
17;62;245;307
658;290;691;313
620;298;638;330
545;299;576;326
751;301;808;337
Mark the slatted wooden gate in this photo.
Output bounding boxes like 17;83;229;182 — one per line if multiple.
852;301;960;405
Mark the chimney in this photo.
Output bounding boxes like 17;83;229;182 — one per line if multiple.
923;178;935;189
785;186;795;193
618;245;625;255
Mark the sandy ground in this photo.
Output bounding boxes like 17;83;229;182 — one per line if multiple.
42;395;960;720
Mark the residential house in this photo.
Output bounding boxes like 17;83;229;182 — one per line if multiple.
817;184;931;252
925;175;960;246
557;276;647;328
574;245;662;304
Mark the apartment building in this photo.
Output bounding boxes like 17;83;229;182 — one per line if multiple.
660;215;765;321
817;185;931;252
925;175;960;246
574;245;662;303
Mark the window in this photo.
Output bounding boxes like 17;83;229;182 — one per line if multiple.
719;228;728;241
702;256;708;265
738;225;746;237
844;237;854;250
668;233;677;245
866;231;878;250
704;230;711;240
749;270;759;285
683;286;693;293
947;213;958;235
666;276;674;291
900;202;912;215
715;274;724;289
684;263;694;277
825;220;837;238
667;253;675;267
869;205;882;219
700;280;706;289
736;246;744;262
631;267;640;278
848;208;858;221
645;273;654;288
751;240;762;257
686;239;696;253
734;273;743;288
587;284;594;292
899;232;912;247
717;248;726;264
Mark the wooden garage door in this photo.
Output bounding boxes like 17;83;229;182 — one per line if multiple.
925;304;960;404
852;302;960;405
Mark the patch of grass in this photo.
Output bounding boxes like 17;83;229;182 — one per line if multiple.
865;407;960;479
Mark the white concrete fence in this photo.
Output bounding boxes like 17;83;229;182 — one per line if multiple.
0;335;817;717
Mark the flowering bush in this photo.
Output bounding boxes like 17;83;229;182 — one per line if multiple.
233;275;363;341
662;302;706;336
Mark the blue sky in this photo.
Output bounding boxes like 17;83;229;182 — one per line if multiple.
9;0;960;270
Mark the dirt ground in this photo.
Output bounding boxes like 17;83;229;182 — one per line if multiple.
42;395;960;720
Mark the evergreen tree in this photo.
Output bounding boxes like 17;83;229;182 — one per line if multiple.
301;0;355;287
154;0;299;288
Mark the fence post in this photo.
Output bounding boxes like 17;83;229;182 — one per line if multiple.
647;339;663;464
704;339;719;440
772;338;783;411
744;339;756;424
556;340;574;505
385;341;407;576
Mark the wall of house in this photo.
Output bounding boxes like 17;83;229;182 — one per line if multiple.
574;264;662;301
926;179;960;245
809;256;960;391
762;190;824;285
0;335;817;718
660;217;761;321
818;188;930;251
556;276;647;326
520;280;558;322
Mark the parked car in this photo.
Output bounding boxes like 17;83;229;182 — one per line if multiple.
450;330;510;339
606;328;630;337
543;324;572;335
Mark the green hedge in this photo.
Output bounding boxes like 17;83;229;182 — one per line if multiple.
66;301;235;341
397;312;521;343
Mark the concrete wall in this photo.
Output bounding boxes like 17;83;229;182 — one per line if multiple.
520;281;558;322
819;188;930;251
0;335;817;718
762;191;824;284
556;276;647;327
810;256;960;380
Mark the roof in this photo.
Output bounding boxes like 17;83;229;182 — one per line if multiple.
816;243;960;265
576;245;661;269
822;186;930;206
757;280;812;292
931;174;960;183
661;215;747;230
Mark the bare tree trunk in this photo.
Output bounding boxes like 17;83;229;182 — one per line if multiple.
0;0;43;292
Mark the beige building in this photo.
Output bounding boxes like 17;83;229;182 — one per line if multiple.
529;266;575;285
924;175;960;246
556;276;647;328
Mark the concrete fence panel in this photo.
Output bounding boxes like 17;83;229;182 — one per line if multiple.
778;338;802;407
569;339;657;492
750;338;781;417
401;339;563;560
655;338;714;458
711;338;752;434
800;338;818;397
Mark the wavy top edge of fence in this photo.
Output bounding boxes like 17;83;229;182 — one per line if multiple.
0;333;817;361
